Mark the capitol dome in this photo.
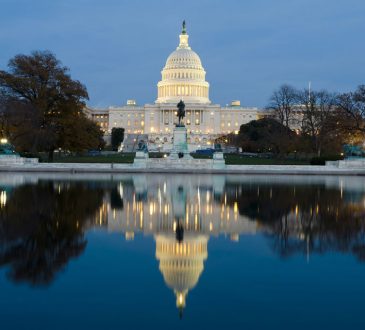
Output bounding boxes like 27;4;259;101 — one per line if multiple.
156;22;210;104
155;233;208;313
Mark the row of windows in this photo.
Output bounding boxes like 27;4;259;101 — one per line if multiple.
112;113;144;118
221;122;239;127
170;58;198;64
157;242;206;255
110;119;245;127
94;115;108;119
158;85;208;98
113;120;144;127
163;71;204;80
151;136;212;144
161;110;204;125
221;114;254;119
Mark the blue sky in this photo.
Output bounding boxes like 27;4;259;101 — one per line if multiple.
0;0;364;108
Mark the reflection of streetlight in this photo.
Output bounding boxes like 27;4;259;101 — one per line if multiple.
0;190;7;207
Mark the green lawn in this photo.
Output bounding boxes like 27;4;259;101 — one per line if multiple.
190;153;213;159
50;153;135;163
41;152;311;165
224;154;310;165
148;152;170;158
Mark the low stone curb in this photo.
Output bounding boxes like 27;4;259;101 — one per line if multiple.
0;163;365;176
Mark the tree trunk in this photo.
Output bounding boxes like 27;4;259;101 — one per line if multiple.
48;149;54;162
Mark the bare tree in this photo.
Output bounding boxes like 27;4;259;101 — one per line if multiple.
297;89;338;156
336;85;365;134
267;84;298;129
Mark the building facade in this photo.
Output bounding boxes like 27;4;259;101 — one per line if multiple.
86;23;264;151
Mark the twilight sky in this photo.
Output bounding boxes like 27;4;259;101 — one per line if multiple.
0;0;364;108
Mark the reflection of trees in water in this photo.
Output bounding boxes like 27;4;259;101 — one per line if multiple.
224;183;365;261
0;182;104;285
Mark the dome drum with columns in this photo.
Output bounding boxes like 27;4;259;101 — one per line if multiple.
86;21;263;151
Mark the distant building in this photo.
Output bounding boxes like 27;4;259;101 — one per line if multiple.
84;107;109;133
86;23;266;151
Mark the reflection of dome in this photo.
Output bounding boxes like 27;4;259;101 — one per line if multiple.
155;233;208;312
156;22;210;104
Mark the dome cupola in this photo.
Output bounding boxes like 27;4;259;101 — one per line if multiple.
156;21;210;104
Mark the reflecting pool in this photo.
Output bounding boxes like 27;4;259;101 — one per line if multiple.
1;173;365;329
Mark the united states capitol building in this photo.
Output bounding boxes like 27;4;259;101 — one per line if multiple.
85;22;265;151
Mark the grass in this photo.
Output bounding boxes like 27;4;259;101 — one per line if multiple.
50;153;135;163
224;154;310;165
190;153;213;159
148;152;170;158
37;151;311;165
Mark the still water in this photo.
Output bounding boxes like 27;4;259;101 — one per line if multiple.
1;173;365;329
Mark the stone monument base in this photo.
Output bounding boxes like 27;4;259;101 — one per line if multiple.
169;126;193;160
0;154;38;165
212;152;225;169
133;150;148;168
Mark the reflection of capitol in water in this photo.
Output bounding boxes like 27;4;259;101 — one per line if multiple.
93;175;256;313
2;173;362;314
156;233;208;314
1;173;365;316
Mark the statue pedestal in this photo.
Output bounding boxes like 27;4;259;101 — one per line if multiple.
169;126;192;160
133;150;148;168
213;152;226;169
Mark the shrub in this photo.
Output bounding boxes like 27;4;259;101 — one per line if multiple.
310;155;344;165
